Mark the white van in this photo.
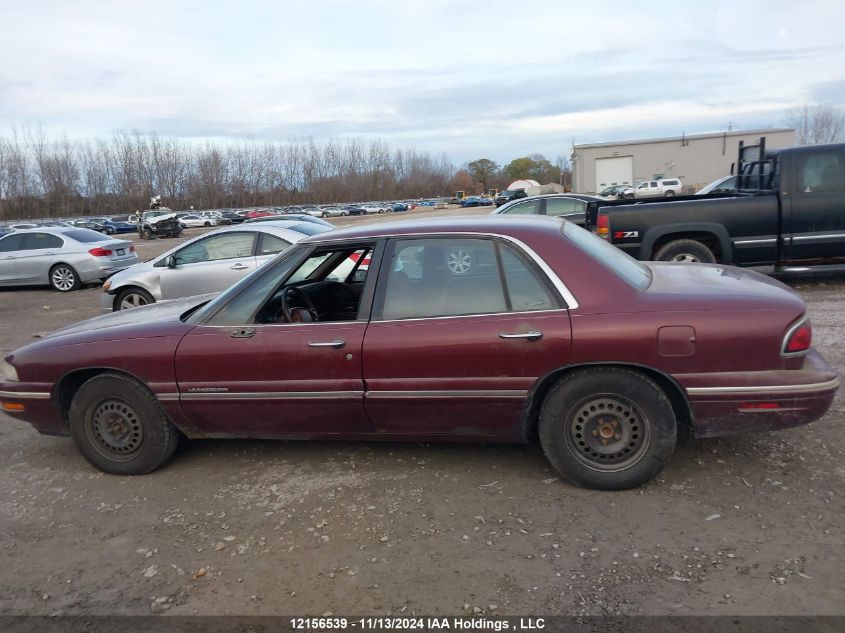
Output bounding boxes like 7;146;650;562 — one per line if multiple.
633;179;684;198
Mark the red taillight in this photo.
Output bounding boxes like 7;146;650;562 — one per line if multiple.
782;319;812;355
739;402;780;410
88;247;113;257
596;213;610;240
129;245;135;252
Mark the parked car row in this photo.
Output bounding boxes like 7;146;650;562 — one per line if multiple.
598;179;684;200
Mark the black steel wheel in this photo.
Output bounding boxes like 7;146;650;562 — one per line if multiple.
68;372;180;475
85;398;145;462
539;368;677;490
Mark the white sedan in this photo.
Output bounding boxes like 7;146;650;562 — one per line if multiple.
179;214;219;228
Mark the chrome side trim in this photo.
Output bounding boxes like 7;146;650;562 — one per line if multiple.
374;308;567;325
366;390;528;399
792;233;845;242
156;393;180;401
733;238;777;245
0;390;51;400
686;378;839;396
178;391;363;400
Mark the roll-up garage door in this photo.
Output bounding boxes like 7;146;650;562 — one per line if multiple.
595;156;633;191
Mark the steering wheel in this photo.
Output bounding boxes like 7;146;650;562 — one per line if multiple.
280;286;319;323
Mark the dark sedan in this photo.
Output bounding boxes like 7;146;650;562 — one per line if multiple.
0;217;837;489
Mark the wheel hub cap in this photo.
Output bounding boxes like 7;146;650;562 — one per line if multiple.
89;399;144;458
567;396;650;471
447;250;472;274
52;269;74;290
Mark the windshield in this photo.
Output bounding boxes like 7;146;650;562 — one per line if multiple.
562;222;651;290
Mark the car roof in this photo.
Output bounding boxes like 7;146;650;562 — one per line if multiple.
299;215;565;244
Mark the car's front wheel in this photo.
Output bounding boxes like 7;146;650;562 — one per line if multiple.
49;264;81;292
115;287;155;311
539;368;677;490
68;372;180;475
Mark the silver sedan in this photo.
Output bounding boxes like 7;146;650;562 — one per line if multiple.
100;221;332;311
0;227;139;291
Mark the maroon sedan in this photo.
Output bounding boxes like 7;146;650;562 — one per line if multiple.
0;217;838;489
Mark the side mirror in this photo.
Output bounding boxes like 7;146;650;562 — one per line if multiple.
165;255;177;269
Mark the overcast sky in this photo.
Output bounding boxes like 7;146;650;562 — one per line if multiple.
1;0;843;164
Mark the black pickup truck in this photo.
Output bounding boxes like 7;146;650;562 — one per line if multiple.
584;139;845;272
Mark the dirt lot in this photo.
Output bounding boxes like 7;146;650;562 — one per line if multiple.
0;207;843;617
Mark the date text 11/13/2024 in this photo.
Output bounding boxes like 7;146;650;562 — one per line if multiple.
290;617;546;630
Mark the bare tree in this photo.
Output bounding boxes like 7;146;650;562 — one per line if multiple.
788;104;845;145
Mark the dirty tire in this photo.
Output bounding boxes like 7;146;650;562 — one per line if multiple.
114;287;155;311
68;372;179;475
664;190;676;197
539;368;676;490
654;239;716;263
49;264;81;292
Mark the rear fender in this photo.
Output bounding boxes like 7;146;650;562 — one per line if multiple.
639;223;733;263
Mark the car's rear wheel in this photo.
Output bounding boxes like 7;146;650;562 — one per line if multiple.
68;372;179;475
143;228;155;240
115;287;155;311
49;264;81;292
539;368;677;490
664;190;676;197
204;221;211;227
654;239;716;263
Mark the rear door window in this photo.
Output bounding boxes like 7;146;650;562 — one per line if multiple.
21;233;63;250
500;199;539;215
379;238;561;320
545;198;585;217
797;150;845;193
258;232;292;256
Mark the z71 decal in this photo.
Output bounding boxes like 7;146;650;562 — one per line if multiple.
613;230;640;239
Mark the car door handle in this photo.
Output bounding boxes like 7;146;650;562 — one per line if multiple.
308;339;346;348
230;327;256;338
499;331;543;340
230;263;250;271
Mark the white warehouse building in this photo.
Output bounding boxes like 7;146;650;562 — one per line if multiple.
571;128;796;194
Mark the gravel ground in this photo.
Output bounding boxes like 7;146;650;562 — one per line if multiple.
0;207;842;616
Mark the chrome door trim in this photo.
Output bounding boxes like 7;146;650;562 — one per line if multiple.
170;390;364;401
366;390;528;399
0;390;51;400
686;378;839;396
